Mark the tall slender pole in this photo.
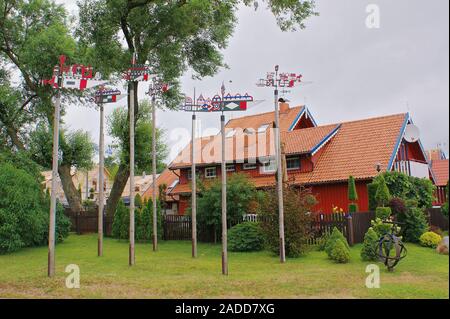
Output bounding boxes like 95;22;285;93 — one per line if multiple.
221;112;228;275
129;82;136;266
191;111;197;258
98;100;104;257
274;67;286;263
48;87;61;277
152;95;158;251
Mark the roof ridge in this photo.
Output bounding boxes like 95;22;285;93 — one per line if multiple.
316;112;407;128
226;105;304;124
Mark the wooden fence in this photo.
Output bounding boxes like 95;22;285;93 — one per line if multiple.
64;208;448;244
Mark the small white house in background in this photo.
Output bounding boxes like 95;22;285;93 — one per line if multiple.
42;166;158;207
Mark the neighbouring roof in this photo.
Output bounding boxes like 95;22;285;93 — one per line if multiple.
430;159;449;187
170;112;410;194
143;168;180;202
122;173;159;198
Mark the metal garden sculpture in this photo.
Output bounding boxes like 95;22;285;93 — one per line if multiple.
377;221;407;271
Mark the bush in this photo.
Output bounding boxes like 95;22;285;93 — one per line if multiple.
361;228;380;261
370;218;398;237
375;175;391;207
317;231;331;251
0;163;70;254
140;198;163;241
260;185;316;258
228;222;264;252
419;232;442;248
112;199;127;239
329;239;351;263
375;207;392;220
388;197;407;216
367;182;379;211
348;203;358;214
325;227;349;257
397;205;428;243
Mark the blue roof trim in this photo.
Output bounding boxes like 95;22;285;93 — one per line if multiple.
409;118;437;183
310;124;342;155
288;106;318;131
387;113;410;171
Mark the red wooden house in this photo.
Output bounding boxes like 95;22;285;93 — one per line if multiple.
150;103;434;214
427;149;449;206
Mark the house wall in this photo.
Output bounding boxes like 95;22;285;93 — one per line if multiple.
309;180;370;213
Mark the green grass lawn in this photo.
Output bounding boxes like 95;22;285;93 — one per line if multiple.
0;234;448;299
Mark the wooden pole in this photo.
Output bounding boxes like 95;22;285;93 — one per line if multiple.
48;87;61;277
98;100;104;257
274;86;286;263
152;96;158;251
129;83;135;266
221;113;228;275
191;113;197;258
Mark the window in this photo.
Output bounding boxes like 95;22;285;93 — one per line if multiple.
205;167;217;178
244;128;255;135
286;157;301;170
243;163;257;170
187;169;199;180
257;124;270;133
226;164;235;172
261;160;276;173
226;129;236;138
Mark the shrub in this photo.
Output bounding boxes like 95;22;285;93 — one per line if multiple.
375;207;392;220
397;205;428;243
361;228;380;261
0;163;70;254
348;203;358;213
317;231;331;251
260;185;316;258
140;198;163;241
112;199;127;239
419;232;442;248
442;182;449;218
325;227;349;257
388;197;407;216
367;182;379;211
370;218;398;237
330;239;351;263
375;175;391;207
228;222;264;252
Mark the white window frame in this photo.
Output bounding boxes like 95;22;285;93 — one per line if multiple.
257;124;270;133
286;157;301;170
226;164;235;172
243;163;257;170
226;129;236;138
205;167;217;179
261;160;276;174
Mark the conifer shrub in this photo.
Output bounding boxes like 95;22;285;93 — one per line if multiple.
325;227;350;257
329;239;351;263
360;228;380;261
419;232;442;248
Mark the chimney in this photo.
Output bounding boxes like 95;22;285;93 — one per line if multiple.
279;102;290;114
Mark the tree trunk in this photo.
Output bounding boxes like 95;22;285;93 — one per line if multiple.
58;164;83;213
105;163;130;218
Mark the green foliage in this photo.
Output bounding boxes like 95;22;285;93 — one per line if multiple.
375;207;392;220
0;163;70;254
375;175;391;207
442;182;449;218
228;222;264;252
370;218;397;237
348;176;358;201
260;186;316;258
107;101;168;174
348;203;359;213
360;228;380;261
316;231;331;251
397;205;429;243
197;173;258;234
372;172;435;209
324;227;349;257
419;232;442;248
329;239;351;263
388;197;407;216
111;198;162;241
367;182;379;211
135;194;143;209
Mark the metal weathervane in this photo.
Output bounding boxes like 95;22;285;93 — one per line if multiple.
146;76;171;253
122;54;156;266
41;55;108;278
256;65;305;264
181;84;256;275
92;86;126;258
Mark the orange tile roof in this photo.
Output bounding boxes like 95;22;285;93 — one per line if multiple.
431;159;449;186
169;112;409;194
143;168;180;202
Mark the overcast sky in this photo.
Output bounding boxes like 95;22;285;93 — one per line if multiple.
59;0;449;163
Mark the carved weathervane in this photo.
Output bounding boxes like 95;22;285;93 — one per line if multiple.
42;55;108;90
180;92;254;112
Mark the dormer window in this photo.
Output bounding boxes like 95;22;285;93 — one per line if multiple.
226;129;236;138
287;157;301;170
244;128;255;135
258;124;270;133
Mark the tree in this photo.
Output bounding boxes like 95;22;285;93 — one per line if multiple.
196;173;258;239
375;175;391;207
260;185;316;258
77;0;317;219
348;175;358;213
0;0;96;212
